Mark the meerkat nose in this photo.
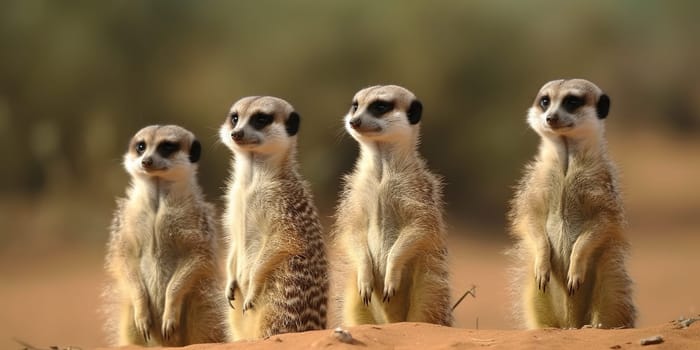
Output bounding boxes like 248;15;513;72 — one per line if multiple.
232;130;245;141
141;157;154;168
349;118;362;129
546;114;560;126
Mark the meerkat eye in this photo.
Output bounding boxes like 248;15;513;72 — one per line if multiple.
157;141;180;158
135;141;146;155
351;101;358;113
251;113;274;130
230;112;239;126
539;96;550;110
367;100;395;117
562;95;585;113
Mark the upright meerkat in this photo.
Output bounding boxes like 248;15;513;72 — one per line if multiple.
103;125;227;346
509;79;636;329
333;85;452;326
220;96;328;340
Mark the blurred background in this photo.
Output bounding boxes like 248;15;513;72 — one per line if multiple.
0;1;698;348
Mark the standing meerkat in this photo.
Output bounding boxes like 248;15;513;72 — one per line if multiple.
220;96;328;340
103;125;227;346
509;79;636;329
333;85;452;326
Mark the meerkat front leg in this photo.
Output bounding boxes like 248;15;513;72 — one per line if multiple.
225;244;238;308
529;220;552;292
162;257;205;341
383;225;429;303
242;241;291;312
357;246;374;306
567;228;605;295
122;257;152;343
345;225;374;305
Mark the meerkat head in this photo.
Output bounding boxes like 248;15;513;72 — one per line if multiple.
345;85;423;144
124;125;202;181
527;79;611;139
220;96;300;156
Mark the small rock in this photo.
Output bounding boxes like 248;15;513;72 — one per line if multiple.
675;316;699;328
639;335;664;346
610;345;621;349
333;327;353;343
680;318;697;327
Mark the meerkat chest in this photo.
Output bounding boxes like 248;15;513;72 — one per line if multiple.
134;201;197;255
544;168;590;249
228;179;276;265
359;175;403;257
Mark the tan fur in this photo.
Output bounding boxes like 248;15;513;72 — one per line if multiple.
103;125;227;346
220;96;328;340
508;79;636;329
333;85;452;326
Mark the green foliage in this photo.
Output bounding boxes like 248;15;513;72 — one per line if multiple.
0;1;698;234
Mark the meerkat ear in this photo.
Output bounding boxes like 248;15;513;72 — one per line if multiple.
597;94;610;119
189;139;201;163
407;100;423;125
286;112;300;136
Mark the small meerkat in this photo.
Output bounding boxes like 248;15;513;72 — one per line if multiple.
509;79;636;329
103;125;227;346
220;96;328;340
333;85;452;326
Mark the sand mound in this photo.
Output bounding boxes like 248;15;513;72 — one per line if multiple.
101;318;699;350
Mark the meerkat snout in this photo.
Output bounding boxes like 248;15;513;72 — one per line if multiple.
348;117;362;129
231;129;245;143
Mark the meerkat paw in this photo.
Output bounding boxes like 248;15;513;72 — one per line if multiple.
358;279;374;306
566;267;585;296
133;309;152;343
382;275;400;303
382;285;396;303
243;283;258;313
161;310;180;342
225;279;238;308
242;296;255;313
534;258;551;292
357;267;374;306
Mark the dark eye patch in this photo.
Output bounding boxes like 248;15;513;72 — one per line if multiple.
539;96;550;111
157;141;180;158
367;100;395;117
135;141;146;155
251;112;274;130
562;95;585;113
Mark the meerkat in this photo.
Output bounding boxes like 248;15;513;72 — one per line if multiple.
508;79;636;329
220;96;328;340
333;85;453;326
103;125;227;346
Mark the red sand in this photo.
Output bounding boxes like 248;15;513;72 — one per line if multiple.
104;321;700;350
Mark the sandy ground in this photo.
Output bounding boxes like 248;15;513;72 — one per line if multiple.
103;321;700;350
1;229;699;350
